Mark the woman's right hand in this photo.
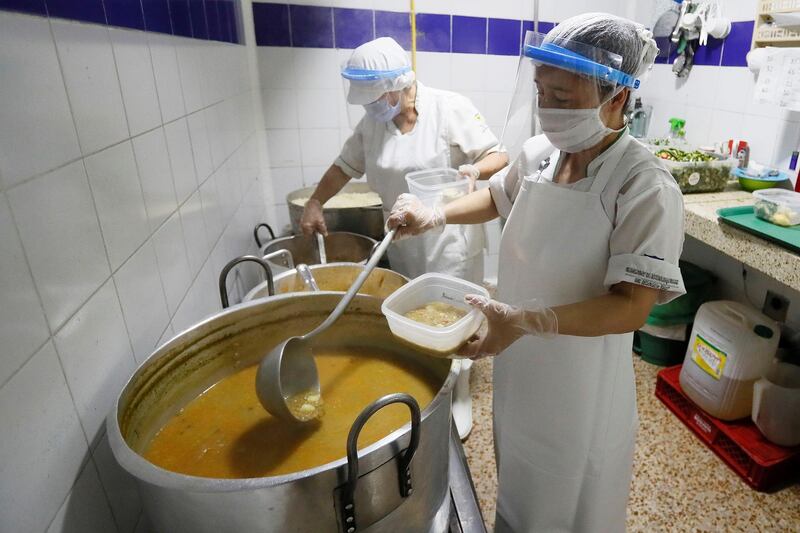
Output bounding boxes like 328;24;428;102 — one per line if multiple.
300;199;327;236
386;194;446;240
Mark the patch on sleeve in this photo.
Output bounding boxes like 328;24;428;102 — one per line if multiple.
624;266;682;291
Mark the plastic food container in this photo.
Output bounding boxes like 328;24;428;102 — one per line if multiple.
752;361;800;447
660;156;737;194
381;273;488;357
753;189;800;227
679;301;780;421
405;168;470;208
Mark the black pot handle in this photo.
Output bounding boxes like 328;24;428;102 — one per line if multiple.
218;255;275;308
341;393;421;533
253;223;275;248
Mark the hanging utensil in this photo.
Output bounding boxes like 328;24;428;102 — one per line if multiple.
316;232;327;264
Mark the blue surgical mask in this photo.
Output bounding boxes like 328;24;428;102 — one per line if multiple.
364;95;401;123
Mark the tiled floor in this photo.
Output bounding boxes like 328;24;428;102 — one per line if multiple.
462;356;800;531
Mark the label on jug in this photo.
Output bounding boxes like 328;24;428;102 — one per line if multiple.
691;334;727;380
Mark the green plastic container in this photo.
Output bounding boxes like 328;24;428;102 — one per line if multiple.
637;328;691;366
646;261;715;327
637;261;714;366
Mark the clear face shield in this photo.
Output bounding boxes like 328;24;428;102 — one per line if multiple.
501;31;641;157
340;64;413;128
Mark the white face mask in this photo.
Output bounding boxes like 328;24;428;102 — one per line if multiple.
537;98;624;153
364;93;402;122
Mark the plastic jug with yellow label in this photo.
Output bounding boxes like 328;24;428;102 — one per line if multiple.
679;301;780;421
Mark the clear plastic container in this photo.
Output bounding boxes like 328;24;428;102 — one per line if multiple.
660;156;737;194
405;168;470;208
752;361;800;447
381;273;488;357
679;301;780;421
753;189;800;227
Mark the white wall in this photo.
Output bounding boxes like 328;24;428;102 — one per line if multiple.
0;3;272;532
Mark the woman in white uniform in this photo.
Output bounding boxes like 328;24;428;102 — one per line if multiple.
388;14;686;532
299;37;508;439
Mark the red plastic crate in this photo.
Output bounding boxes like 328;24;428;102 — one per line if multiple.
655;365;800;492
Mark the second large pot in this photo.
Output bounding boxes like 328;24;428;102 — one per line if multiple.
107;293;458;533
287;182;385;240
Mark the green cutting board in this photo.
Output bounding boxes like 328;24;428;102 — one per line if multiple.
717;206;800;254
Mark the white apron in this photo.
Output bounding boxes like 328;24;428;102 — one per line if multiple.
493;144;637;532
362;89;484;284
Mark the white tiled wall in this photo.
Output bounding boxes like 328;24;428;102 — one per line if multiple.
636;65;800;170
0;2;272;531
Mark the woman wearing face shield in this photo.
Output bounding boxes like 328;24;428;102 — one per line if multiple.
298;37;508;439
388;14;686;532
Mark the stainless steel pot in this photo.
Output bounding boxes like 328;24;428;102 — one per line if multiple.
287;182;385;240
107;293;458;533
242;263;408;302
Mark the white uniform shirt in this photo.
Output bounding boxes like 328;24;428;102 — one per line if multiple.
331;82;502;282
490;133;686;303
335;82;502;180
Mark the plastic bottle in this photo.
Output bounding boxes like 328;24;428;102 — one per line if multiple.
679;301;780;421
630;98;652;139
668;117;686;142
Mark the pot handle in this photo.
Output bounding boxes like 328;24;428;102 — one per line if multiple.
341;393;421;533
218;255;275;308
253;223;275;248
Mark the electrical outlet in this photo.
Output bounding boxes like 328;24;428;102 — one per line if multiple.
763;290;790;322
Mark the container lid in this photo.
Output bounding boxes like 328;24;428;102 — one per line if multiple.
754;325;774;339
753;189;800;208
405;168;466;193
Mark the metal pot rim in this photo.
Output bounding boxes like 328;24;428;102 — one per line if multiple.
107;292;459;492
242;263;409;302
259;231;378;252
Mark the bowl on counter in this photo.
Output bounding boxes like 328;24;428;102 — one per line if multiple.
732;167;792;192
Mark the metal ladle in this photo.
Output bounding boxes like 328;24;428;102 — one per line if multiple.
256;228;397;421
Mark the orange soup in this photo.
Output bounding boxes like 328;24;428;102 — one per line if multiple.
144;347;440;478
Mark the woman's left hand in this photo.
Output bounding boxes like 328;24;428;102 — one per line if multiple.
458;295;558;359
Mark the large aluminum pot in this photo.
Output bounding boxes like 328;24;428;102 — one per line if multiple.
287;182;385;240
243;262;408;302
107;293;458;533
259;231;377;273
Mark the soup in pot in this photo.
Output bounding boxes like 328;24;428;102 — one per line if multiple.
143;347;439;479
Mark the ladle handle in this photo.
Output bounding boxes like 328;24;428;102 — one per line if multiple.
303;228;395;340
316;232;327;264
340;393;421;533
296;264;319;291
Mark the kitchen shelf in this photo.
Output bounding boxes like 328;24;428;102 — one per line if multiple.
755;0;800;49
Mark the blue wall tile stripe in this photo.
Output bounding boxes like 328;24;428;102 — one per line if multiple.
452;15;487;54
290;4;333;48
416;12;450;53
105;0;145;31
488;17;520;56
334;7;374;50
721;21;754;67
375;10;411;50
0;0;242;44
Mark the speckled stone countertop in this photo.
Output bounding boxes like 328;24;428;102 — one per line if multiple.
462;356;800;531
682;190;800;292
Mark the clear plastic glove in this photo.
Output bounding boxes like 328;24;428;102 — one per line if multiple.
458;295;558;359
300;199;328;236
458;164;480;193
386;193;446;241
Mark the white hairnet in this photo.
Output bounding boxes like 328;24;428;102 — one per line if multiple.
343;37;416;105
544;13;659;80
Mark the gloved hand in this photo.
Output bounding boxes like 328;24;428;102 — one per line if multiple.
300;199;328;236
458;295;558;359
458;164;480;193
386;193;446;240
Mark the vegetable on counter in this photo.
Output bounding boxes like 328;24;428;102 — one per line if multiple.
655;148;716;162
652;147;735;194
